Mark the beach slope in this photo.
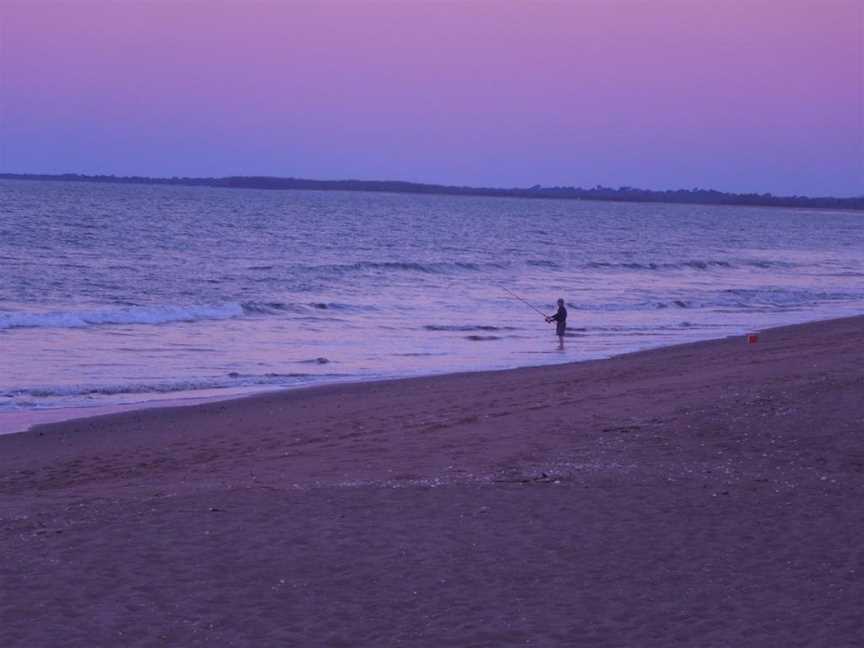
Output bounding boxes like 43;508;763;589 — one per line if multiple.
1;317;862;647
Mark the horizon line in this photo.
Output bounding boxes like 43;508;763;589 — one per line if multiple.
1;171;862;210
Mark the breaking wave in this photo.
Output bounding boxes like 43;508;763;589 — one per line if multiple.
0;301;380;331
2;372;347;401
0;303;247;330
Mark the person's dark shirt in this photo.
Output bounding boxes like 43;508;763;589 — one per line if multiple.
550;305;567;323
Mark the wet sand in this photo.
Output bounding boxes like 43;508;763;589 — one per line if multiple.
1;316;862;647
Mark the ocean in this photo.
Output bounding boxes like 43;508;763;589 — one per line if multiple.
2;179;862;425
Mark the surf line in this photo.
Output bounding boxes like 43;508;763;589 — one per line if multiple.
499;285;547;319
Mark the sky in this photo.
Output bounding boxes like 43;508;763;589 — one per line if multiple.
1;1;862;197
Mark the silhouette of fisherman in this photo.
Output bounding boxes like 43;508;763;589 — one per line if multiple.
545;298;567;349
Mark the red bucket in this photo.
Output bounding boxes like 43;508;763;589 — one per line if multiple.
747;334;759;344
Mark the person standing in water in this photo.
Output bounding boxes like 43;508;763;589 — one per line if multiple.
546;298;567;349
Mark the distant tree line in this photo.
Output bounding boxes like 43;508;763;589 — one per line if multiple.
1;172;861;210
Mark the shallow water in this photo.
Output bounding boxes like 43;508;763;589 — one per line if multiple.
2;179;863;416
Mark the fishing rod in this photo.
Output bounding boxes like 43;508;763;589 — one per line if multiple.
500;285;547;318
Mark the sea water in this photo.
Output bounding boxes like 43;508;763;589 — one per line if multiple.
2;179;862;421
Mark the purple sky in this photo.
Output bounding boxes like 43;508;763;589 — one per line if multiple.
1;1;862;196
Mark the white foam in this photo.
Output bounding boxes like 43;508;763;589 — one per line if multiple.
0;303;246;330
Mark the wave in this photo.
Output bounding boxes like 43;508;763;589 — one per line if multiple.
0;303;247;330
241;301;371;315
570;289;864;314
2;372;347;401
423;324;518;332
637;289;864;313
309;260;497;275
297;357;331;365
527;260;560;269
308;302;377;312
569;301;686;312
0;300;381;331
586;322;723;333
240;301;299;315
745;260;797;269
584;259;794;272
825;272;864;277
715;288;863;308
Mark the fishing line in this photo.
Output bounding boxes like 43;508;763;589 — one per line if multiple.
499;285;547;318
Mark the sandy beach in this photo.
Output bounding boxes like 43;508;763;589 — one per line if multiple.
1;316;862;647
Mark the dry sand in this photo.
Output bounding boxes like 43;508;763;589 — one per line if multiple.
1;316;863;647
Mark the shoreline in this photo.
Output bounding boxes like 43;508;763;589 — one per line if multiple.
2;314;862;646
0;325;745;437
0;312;851;438
0;392;255;438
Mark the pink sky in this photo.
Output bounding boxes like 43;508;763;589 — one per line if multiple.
1;1;861;195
